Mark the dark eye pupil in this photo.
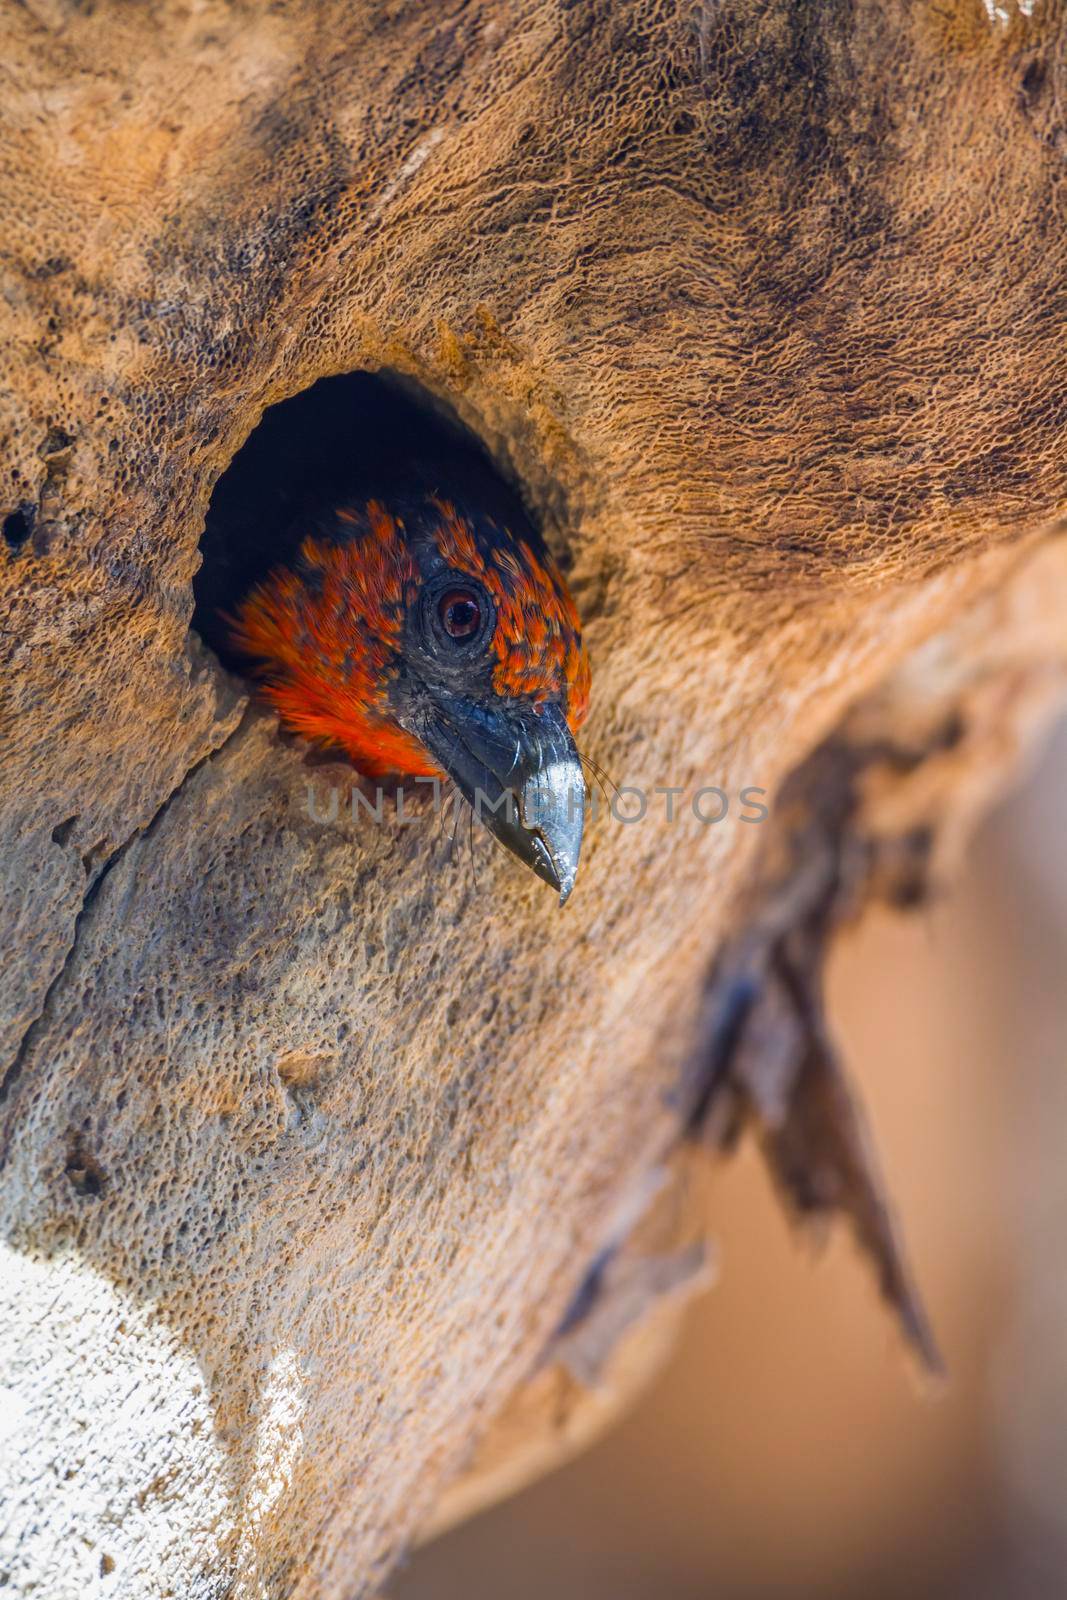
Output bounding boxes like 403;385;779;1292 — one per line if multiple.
439;590;481;640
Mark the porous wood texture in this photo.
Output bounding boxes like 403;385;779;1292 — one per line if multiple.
1;3;1065;1597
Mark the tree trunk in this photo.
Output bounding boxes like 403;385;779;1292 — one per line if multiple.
1;3;1065;1597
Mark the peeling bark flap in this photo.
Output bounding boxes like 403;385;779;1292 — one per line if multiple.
691;740;945;1377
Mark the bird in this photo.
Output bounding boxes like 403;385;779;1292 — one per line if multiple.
227;491;591;903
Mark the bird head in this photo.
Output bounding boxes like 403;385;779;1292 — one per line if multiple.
229;495;591;902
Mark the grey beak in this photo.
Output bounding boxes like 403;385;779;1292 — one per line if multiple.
414;697;585;904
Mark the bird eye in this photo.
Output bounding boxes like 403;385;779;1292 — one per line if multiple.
438;588;482;641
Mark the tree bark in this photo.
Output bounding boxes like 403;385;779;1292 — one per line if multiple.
1;3;1065;1597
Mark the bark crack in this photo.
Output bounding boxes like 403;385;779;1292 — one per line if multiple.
0;706;251;1133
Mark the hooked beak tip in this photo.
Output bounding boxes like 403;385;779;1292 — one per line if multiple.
536;839;576;906
520;754;584;907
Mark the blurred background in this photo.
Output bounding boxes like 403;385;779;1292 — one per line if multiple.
394;716;1067;1600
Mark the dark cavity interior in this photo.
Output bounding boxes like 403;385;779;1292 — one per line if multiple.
192;370;536;673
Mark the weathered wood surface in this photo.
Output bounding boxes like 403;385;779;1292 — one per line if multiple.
1;2;1065;1596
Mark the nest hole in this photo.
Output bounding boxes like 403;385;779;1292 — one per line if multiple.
192;371;540;673
3;504;35;551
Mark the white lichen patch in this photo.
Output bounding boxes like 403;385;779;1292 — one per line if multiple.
0;1247;232;1600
